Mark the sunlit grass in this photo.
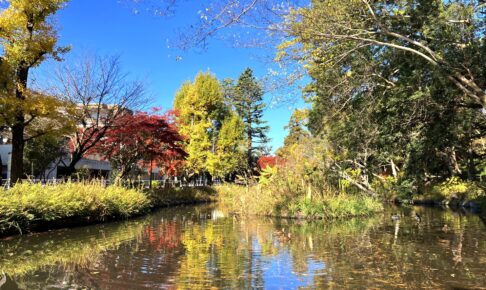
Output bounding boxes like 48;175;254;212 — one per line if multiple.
216;184;383;219
0;181;150;234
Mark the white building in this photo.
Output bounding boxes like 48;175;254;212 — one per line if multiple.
0;144;112;181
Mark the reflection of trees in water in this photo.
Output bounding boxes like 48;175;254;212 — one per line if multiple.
0;219;148;289
292;208;486;289
1;206;486;289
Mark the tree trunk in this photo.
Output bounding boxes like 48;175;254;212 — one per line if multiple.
10;122;25;183
10;66;29;184
64;153;84;177
247;128;252;171
467;146;476;181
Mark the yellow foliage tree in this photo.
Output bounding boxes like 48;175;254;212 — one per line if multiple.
0;0;71;182
174;72;226;176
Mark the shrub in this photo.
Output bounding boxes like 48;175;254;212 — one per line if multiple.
0;182;150;235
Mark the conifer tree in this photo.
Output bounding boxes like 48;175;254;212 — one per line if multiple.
232;68;269;170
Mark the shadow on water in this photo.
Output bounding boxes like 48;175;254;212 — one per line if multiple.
0;204;485;289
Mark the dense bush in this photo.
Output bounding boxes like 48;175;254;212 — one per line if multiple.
0;182;151;234
415;177;486;208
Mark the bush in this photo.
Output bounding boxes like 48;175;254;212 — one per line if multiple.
0;182;150;235
417;177;486;208
428;177;484;200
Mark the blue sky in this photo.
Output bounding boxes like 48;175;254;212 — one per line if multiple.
35;0;307;151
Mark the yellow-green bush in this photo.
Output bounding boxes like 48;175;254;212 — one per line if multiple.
416;177;486;208
428;177;484;200
216;184;383;219
0;182;150;234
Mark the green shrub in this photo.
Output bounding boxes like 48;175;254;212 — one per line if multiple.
418;177;486;210
0;182;150;235
427;177;485;201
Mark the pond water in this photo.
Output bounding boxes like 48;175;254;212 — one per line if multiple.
0;204;485;289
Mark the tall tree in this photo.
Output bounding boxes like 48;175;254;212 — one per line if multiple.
281;0;486;109
55;55;145;176
173;72;226;175
232;68;269;170
280;0;486;190
207;113;247;179
0;0;71;182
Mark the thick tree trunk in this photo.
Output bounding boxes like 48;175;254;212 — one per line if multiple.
10;66;29;183
10;122;25;183
64;153;83;177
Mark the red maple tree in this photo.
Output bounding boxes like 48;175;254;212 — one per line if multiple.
92;110;186;179
257;155;284;170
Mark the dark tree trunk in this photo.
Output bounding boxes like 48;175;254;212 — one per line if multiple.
467;146;476;181
10;122;25;183
64;153;83;177
10;66;29;183
247;125;252;171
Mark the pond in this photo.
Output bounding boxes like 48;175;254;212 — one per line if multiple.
0;204;485;289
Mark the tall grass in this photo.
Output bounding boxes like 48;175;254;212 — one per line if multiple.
0;181;150;235
216;184;383;219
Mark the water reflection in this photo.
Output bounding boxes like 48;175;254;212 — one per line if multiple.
1;205;485;289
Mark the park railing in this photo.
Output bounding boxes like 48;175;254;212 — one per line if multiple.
1;177;221;190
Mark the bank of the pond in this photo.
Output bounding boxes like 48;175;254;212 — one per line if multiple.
392;178;486;212
0;183;217;238
215;184;384;219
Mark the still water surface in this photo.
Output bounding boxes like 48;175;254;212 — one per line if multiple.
0;204;485;289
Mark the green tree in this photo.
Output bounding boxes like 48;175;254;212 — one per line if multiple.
231;68;269;170
283;109;310;149
0;0;71;182
23;135;66;180
280;0;486;192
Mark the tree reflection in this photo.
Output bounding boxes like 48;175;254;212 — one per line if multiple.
1;205;485;289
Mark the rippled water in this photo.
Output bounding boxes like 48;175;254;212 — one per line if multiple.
0;204;485;289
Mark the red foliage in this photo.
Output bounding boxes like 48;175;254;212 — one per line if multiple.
91;110;186;176
257;155;284;170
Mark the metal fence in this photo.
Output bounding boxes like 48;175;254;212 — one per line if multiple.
1;177;221;190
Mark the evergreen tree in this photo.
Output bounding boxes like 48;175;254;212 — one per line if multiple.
232;68;270;170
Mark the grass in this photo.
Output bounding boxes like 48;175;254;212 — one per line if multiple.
216;184;383;219
0;181;151;235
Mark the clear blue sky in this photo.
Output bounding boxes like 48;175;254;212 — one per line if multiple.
35;0;307;152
